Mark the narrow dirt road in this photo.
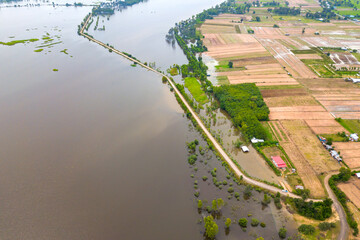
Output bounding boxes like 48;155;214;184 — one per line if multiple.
80;13;349;240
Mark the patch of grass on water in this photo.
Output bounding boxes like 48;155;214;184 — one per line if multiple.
184;77;209;104
0;38;39;46
36;41;62;48
34;49;44;52
52;69;59;72
60;49;68;55
169;67;178;76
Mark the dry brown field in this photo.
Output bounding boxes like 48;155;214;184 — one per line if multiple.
301;36;342;48
233;56;276;67
282;27;317;35
305;119;346;134
252;27;283;35
333;142;360;168
257;38;317;78
264;95;319;107
260;88;307;98
268;120;326;198
330;52;360;65
338;177;360;209
286;0;320;7
281;120;340;172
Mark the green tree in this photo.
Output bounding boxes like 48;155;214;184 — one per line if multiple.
225;218;232;228
198;200;203;209
262;194;271;206
338;167;351;182
256;238;264;240
279;227;287;239
298;224;315;235
251;218;259;227
204;216;219;239
228;61;233;68
238;218;248;228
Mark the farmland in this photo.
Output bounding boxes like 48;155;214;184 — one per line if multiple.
198;0;360;201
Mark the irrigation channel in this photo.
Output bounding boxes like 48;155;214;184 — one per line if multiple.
80;12;349;240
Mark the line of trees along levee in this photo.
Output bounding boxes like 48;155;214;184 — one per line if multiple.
213;84;270;140
329;168;359;236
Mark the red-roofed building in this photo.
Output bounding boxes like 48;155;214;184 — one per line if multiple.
271;156;287;169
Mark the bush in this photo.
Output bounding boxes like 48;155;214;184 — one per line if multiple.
188;155;198;165
318;222;334;231
238;218;248;228
262;194;271;206
251;218;259;227
260;222;266;228
227;187;234;193
225;218;232;228
298;224;315;235
204;215;218;239
202;176;208;181
293;198;332;220
278;227;287;239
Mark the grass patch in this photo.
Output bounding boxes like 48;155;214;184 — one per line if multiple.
169;67;179;76
36;41;62;48
184;77;209;104
60;49;68;55
0;38;39;46
52;69;59;72
258;84;302;90
320;134;348;142
34;49;43;53
216;76;230;85
261;122;276;141
352;52;360;62
337;119;360;133
291;49;317;54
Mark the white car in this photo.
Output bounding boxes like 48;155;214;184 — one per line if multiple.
241;146;249;153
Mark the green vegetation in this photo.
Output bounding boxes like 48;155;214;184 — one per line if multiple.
278;227;287;239
238;218;248;228
52;69;59;72
34;49;43;52
320;133;348;142
204;215;218;239
251;218;259;227
329;167;358;236
0;38;39;46
336;118;360;133
225;218;232;228
184;77;209;104
262;193;271;206
318;222;336;231
169;67;179;76
197;200;203;209
298;224;316;235
213;84;269;140
188;155;198;165
216;76;229;85
292;198;333;220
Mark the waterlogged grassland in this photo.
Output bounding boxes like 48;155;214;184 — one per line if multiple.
184;77;209;104
0;38;39;46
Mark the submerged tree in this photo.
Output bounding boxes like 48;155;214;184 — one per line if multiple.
204;215;219;239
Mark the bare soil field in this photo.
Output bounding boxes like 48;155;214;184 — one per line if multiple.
257;38;317;78
333;142;360;168
252;27;283;35
260;88;307;98
232;56;276;67
287;0;320;7
270;111;334;120
338;177;360;208
269;120;326;198
201;24;236;34
301;36;342;48
330;52;360;66
282;27;317;35
305;119;346;134
264;95;319;107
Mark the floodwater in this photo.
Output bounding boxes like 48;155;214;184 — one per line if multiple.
0;0;296;239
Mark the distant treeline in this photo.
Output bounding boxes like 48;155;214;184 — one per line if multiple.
305;8;336;20
92;0;146;16
213;84;270;140
270;7;300;15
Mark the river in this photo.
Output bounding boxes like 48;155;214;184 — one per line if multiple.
0;1;297;239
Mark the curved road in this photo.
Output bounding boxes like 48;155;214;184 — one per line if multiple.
80;13;349;240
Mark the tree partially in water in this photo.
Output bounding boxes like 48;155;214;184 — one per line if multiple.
204;215;218;239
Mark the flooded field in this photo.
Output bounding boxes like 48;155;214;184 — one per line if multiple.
0;0;297;239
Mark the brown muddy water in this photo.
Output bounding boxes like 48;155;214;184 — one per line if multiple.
0;1;297;239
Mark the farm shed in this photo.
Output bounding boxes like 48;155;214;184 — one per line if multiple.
271;156;287;169
350;133;359;142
